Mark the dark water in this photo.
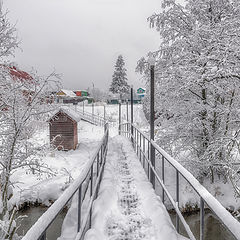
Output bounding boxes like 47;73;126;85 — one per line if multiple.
169;210;236;240
17;207;236;240
17;206;66;239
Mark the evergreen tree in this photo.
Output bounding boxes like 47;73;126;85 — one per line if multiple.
109;55;130;97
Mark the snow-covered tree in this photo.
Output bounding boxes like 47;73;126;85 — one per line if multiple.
0;3;60;239
0;67;60;239
89;87;107;102
138;0;240;189
109;55;130;98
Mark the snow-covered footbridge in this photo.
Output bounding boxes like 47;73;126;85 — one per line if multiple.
22;122;240;240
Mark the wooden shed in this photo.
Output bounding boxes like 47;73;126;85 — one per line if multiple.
48;108;81;150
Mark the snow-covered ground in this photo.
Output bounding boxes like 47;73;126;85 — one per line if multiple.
10;120;104;208
11;103;240;212
10;103;240;238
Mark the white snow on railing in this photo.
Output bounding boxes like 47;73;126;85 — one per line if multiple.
21;130;108;240
151;139;240;239
129;123;240;239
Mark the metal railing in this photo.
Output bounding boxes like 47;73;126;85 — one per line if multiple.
62;103;117;127
22;123;109;240
120;122;240;240
76;109;116;127
77;109;106;126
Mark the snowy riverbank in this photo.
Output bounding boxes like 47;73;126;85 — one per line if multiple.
10;121;104;209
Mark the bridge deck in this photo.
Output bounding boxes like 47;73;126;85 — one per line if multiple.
84;136;187;240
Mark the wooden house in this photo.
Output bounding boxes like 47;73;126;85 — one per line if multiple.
136;87;146;101
48;108;81;150
73;90;89;97
56;89;77;104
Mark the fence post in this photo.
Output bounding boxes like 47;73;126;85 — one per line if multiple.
126;100;129;122
119;101;121;135
92;102;94;123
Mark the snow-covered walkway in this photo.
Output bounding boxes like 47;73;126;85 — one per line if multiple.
84;136;187;240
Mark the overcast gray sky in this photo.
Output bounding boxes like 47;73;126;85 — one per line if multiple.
5;0;161;90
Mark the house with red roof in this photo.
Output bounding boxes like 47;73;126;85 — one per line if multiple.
8;66;33;82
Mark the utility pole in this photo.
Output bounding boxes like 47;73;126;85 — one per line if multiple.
131;86;133;143
148;53;155;189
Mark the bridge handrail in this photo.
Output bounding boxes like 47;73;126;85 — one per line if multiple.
120;122;240;240
22;123;109;240
151;139;240;237
76;109;116;127
62;104;117;126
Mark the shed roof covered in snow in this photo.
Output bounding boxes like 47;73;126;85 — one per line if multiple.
48;107;81;122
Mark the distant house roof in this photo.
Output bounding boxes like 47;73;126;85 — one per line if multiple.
137;87;146;94
0;65;33;82
48;107;81;122
73;90;89;97
9;66;33;81
57;89;76;98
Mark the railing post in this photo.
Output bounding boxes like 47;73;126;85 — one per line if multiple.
200;197;205;240
77;185;82;232
137;130;139;156
147;140;150;180
176;170;180;232
143;137;145;170
126;100;129;122
92;102;94;122
91;166;93;196
140;133;142;163
89;166;94;227
118;101;121;135
162;156;165;204
39;232;46;240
